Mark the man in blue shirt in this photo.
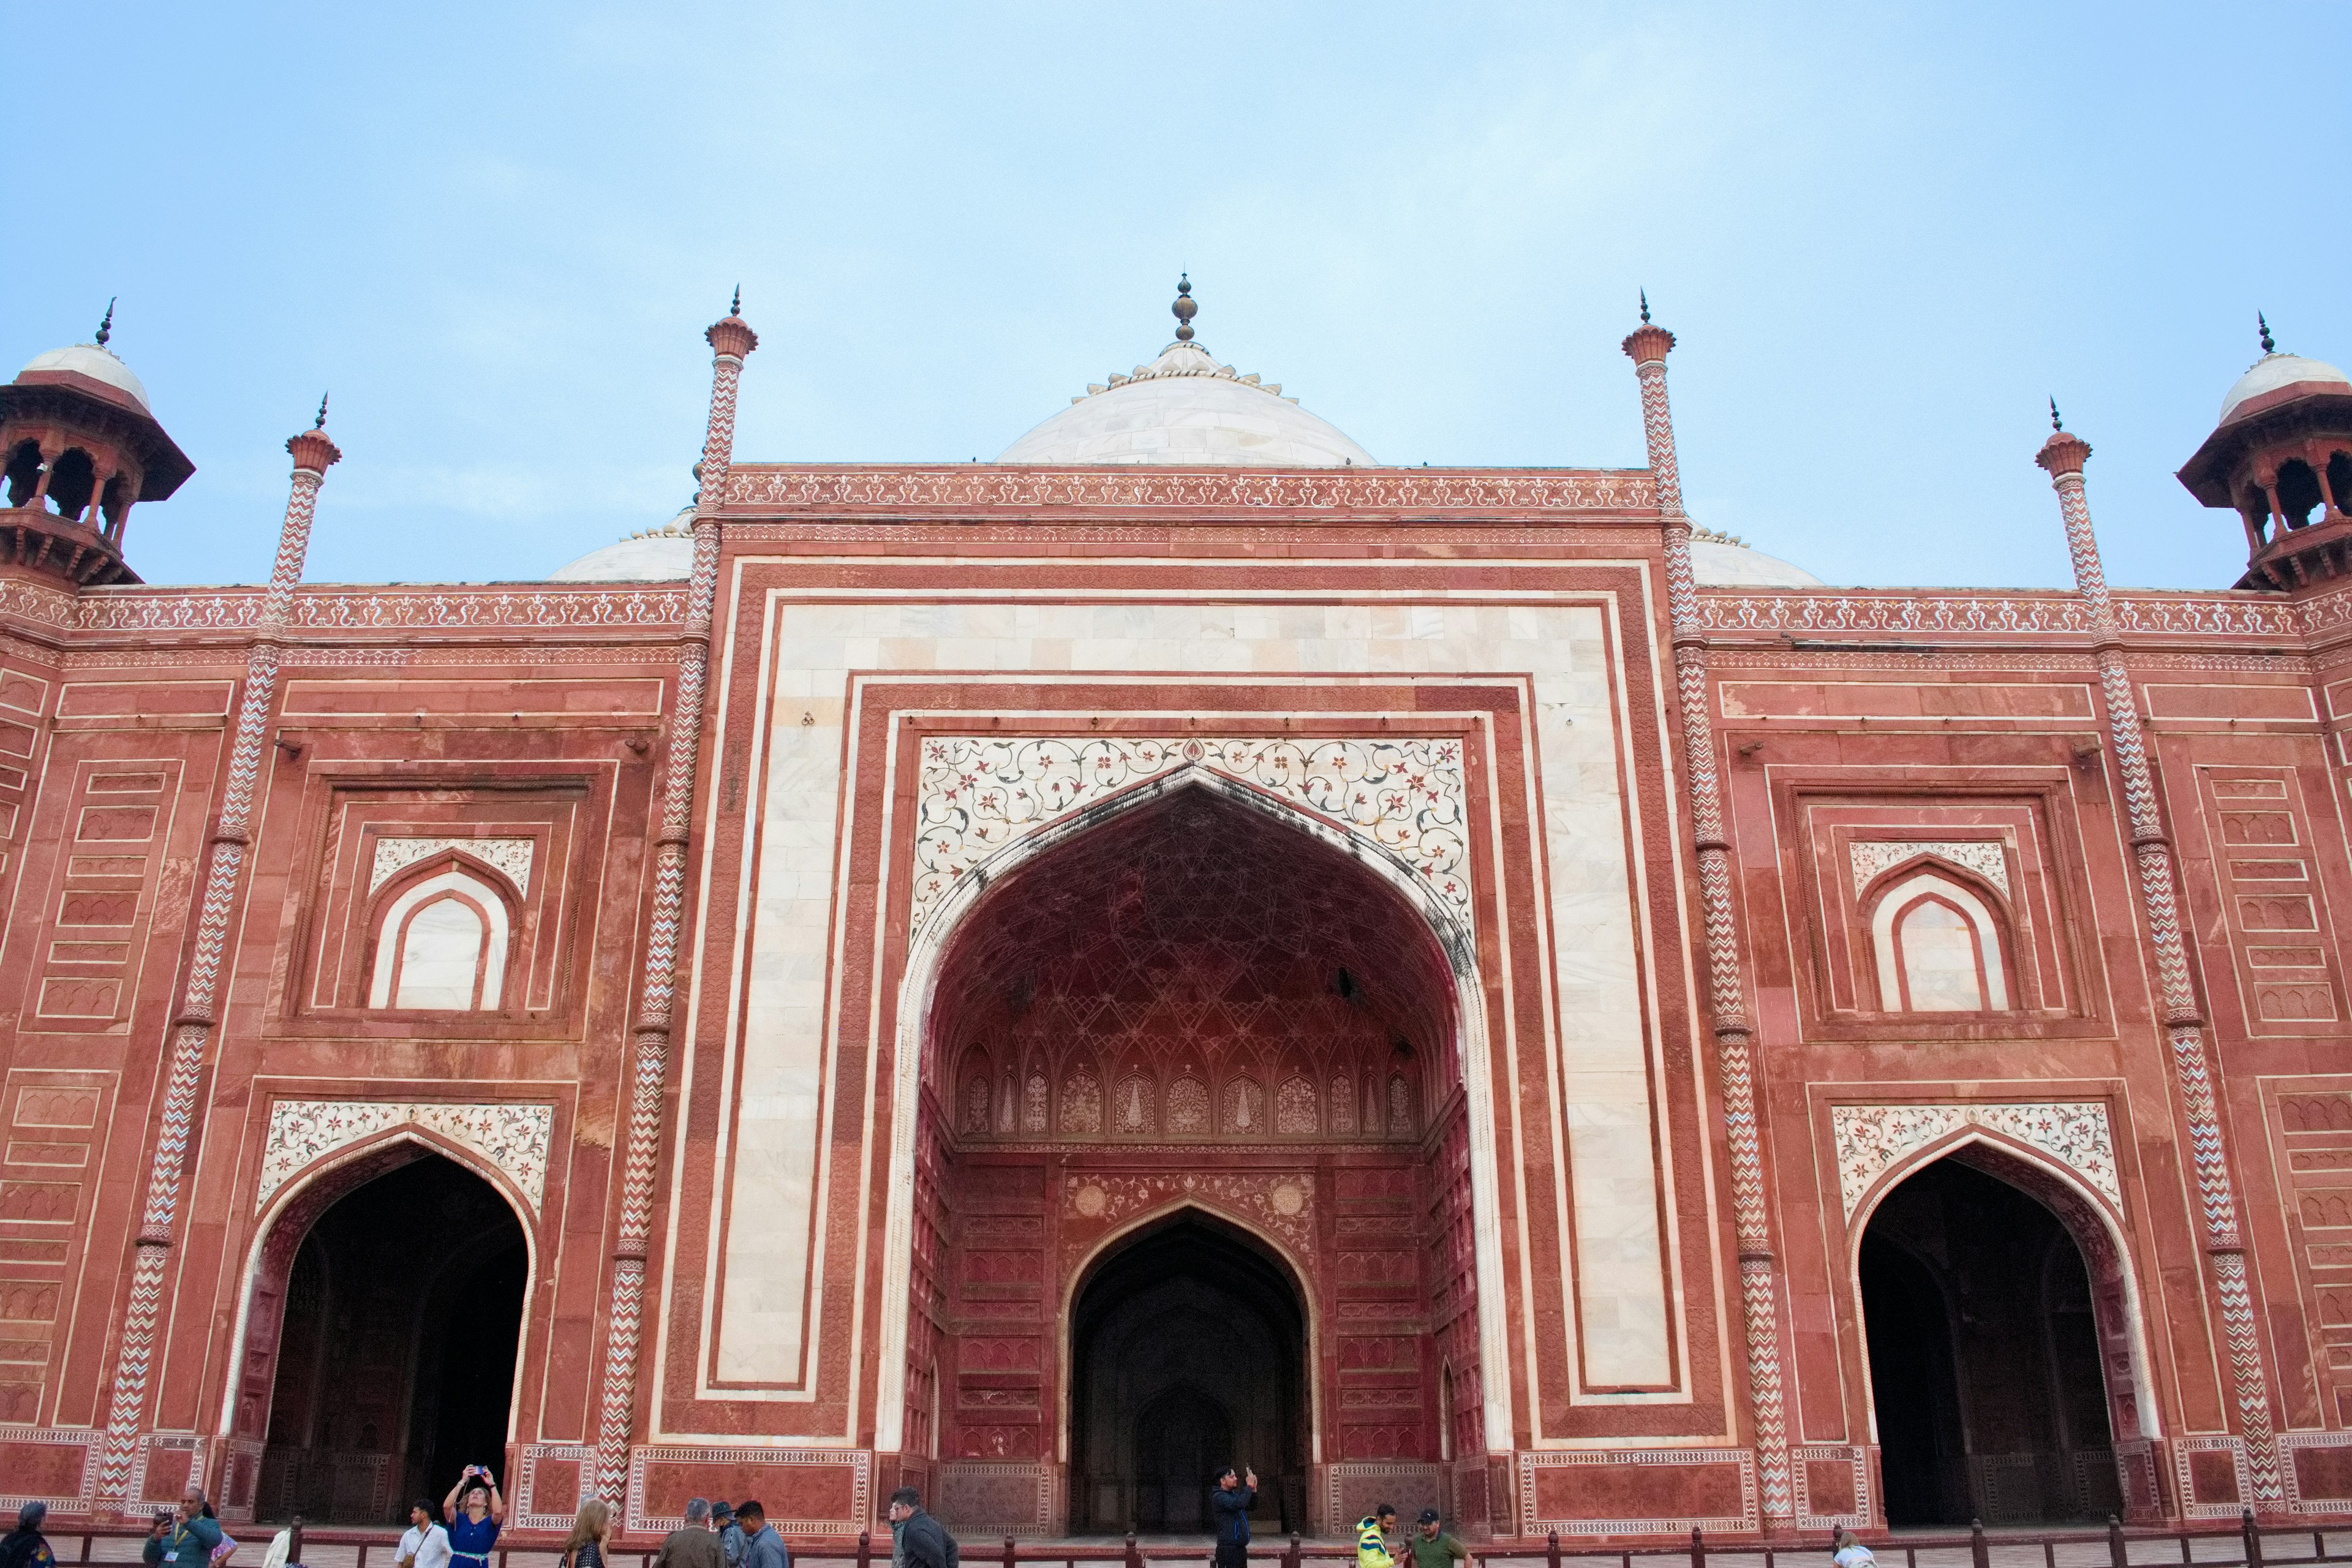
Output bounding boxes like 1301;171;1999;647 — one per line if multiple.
734;1502;789;1568
1212;1466;1257;1568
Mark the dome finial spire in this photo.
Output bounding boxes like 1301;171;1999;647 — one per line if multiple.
95;298;115;348
1172;273;1197;342
731;284;741;317
314;391;330;431
2259;312;2275;355
1639;288;1650;325
2050;396;2063;432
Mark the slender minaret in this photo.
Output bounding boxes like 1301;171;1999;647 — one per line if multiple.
592;294;755;1504
2038;405;2283;1504
96;402;340;1506
1623;298;1795;1528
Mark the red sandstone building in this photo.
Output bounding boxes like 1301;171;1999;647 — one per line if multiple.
3;284;2352;1542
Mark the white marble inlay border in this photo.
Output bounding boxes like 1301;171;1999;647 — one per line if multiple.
1849;839;2008;897
1831;1100;2119;1215
910;736;1470;940
257;1099;554;1214
371;835;534;894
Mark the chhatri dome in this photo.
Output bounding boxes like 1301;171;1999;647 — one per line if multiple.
548;280;1826;586
2216;319;2352;424
998;276;1376;467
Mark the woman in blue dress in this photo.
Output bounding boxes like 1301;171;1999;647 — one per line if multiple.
441;1465;504;1568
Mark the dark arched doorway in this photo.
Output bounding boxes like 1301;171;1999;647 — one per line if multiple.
1069;1212;1307;1535
1859;1156;2119;1526
254;1153;527;1523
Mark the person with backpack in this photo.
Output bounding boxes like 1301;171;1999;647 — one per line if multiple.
0;1504;55;1568
1354;1505;1400;1568
1211;1466;1256;1568
559;1501;611;1568
886;1487;956;1568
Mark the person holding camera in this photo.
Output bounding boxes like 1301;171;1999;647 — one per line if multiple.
143;1489;221;1568
1211;1466;1257;1568
440;1466;504;1568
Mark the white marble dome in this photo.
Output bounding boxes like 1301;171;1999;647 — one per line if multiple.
1689;532;1823;588
17;343;153;414
2220;352;2352;424
1000;340;1373;467
551;506;695;581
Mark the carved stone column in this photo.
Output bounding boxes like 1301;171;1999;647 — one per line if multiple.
95;412;340;1507
1622;311;1794;1527
592;301;756;1506
2037;418;2283;1506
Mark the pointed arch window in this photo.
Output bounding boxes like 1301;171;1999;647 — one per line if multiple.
367;864;516;1011
1868;869;2011;1013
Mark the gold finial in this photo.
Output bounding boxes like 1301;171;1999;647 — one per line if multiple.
1172;274;1197;342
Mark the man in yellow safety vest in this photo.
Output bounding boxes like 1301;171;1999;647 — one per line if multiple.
1354;1506;1400;1568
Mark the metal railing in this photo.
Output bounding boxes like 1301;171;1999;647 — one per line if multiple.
43;1512;2352;1568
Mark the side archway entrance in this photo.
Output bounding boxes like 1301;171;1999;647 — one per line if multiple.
1069;1212;1307;1535
1858;1155;2125;1526
251;1152;527;1523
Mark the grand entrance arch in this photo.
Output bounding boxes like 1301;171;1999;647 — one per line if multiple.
243;1149;529;1523
1857;1150;2131;1526
1068;1211;1308;1532
895;780;1483;1534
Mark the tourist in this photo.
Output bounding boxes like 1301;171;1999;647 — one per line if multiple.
0;1503;55;1568
1354;1505;1400;1568
1406;1510;1465;1568
1211;1466;1256;1568
885;1488;955;1568
442;1465;504;1568
1831;1531;1875;1568
198;1501;235;1568
144;1489;222;1568
656;1499;724;1568
560;1500;612;1568
398;1503;451;1568
734;1501;790;1568
712;1502;745;1568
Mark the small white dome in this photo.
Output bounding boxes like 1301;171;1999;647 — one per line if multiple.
550;507;695;581
17;344;153;413
1000;341;1373;467
2220;352;2351;423
1689;535;1823;588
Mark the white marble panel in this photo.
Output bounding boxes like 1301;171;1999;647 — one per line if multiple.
717;594;1671;1395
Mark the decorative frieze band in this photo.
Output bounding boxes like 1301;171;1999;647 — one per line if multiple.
257;1099;554;1215
1694;589;2303;641
725;465;1657;513
911;735;1471;940
1831;1100;2119;1215
5;583;689;636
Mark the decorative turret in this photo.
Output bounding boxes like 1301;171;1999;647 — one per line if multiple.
2177;316;2352;589
0;304;194;585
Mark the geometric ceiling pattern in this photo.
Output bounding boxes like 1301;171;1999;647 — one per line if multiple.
929;791;1457;1145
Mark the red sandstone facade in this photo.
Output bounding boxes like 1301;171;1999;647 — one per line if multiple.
5;298;2352;1544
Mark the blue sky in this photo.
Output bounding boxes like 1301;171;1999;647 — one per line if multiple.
13;4;2346;590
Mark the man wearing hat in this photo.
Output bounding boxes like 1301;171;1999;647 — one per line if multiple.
710;1504;744;1568
1406;1509;1466;1568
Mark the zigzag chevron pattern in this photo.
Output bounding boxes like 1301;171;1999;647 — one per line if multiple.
1633;336;1795;1525
591;336;745;1507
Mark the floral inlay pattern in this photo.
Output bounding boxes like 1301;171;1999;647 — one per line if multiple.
911;736;1471;940
370;835;535;894
1061;1172;1316;1259
1831;1101;2119;1216
257;1099;555;1214
1849;840;2008;897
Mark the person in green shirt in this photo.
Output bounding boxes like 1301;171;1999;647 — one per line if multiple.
1407;1509;1468;1568
143;1490;221;1568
